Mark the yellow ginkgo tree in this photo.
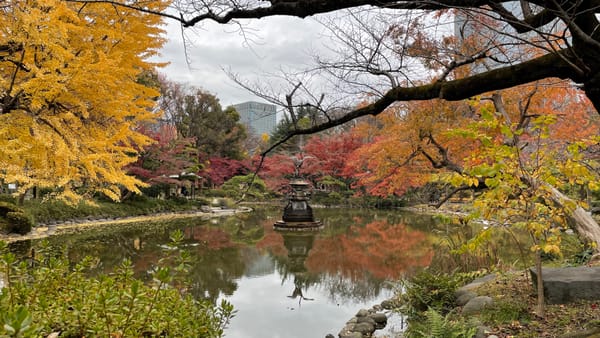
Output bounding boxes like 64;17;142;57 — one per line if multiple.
0;0;168;202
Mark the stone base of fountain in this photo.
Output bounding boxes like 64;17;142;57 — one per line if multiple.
273;220;323;231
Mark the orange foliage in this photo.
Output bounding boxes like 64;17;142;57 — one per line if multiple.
306;221;433;280
183;227;237;250
344;100;474;196
344;78;599;197
255;220;287;257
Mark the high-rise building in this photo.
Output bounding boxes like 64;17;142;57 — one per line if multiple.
232;101;277;136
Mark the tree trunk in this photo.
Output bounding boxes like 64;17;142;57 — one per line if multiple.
548;185;600;251
120;189;134;202
535;250;545;318
17;192;25;206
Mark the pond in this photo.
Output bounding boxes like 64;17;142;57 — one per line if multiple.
9;207;445;338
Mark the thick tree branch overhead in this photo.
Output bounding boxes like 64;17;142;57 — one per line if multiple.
70;0;600;134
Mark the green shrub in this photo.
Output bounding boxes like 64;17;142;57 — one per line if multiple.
0;202;33;234
0;231;234;337
221;175;268;201
399;269;466;319
0;194;17;204
140;183;169;198
0;201;22;215
5;211;33;234
312;191;345;206
22;196;208;224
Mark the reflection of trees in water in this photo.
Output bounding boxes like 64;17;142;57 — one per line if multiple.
428;220;534;273
185;245;246;303
307;221;433;280
259;217;434;304
270;256;388;304
316;208;438;232
216;214;265;246
315;272;389;304
42;220;198;276
15;208;439;307
36;217;265;304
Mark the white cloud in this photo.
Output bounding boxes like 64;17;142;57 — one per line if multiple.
154;16;328;107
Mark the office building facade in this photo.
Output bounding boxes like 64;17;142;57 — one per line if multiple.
232;101;277;136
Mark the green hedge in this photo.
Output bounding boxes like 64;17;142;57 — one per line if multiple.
0;202;33;235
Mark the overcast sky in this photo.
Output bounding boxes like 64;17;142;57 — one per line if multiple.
155;16;328;108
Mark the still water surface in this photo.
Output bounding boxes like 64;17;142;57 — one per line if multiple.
13;207;440;337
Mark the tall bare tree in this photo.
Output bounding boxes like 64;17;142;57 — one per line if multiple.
68;0;600;117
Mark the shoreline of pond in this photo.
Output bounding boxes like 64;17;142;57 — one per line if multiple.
0;201;471;245
0;206;253;244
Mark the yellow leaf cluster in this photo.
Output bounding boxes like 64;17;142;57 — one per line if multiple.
0;0;169;201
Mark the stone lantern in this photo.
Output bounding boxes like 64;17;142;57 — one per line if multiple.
274;176;322;231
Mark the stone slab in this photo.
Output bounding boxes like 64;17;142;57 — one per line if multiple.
530;266;600;304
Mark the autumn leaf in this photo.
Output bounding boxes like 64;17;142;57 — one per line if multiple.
0;0;169;201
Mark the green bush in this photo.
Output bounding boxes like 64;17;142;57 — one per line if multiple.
312;191;345;206
0;202;33;235
140;183;169;198
5;211;33;234
0;201;22;215
0;194;17;204
399;269;466;319
0;231;234;337
221;175;268;201
22;196;208;224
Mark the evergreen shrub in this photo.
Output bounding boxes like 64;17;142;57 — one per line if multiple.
0;202;33;234
0;232;234;337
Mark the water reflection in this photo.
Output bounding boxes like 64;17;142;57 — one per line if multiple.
281;231;318;307
16;208;439;337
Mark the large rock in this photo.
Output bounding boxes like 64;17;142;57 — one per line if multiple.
369;313;388;329
462;296;493;315
530;266;600;304
456;290;478;306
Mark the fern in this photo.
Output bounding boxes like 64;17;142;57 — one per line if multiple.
409;308;477;338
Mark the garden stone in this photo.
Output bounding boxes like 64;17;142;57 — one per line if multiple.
356;316;376;325
338;332;363;338
530;266;600;304
342;323;355;332
474;325;492;338
325;334;335;338
380;299;399;309
369;313;388;328
356;309;369;317
458;273;497;293
353;322;376;335
456;290;478;306
462;296;493;315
